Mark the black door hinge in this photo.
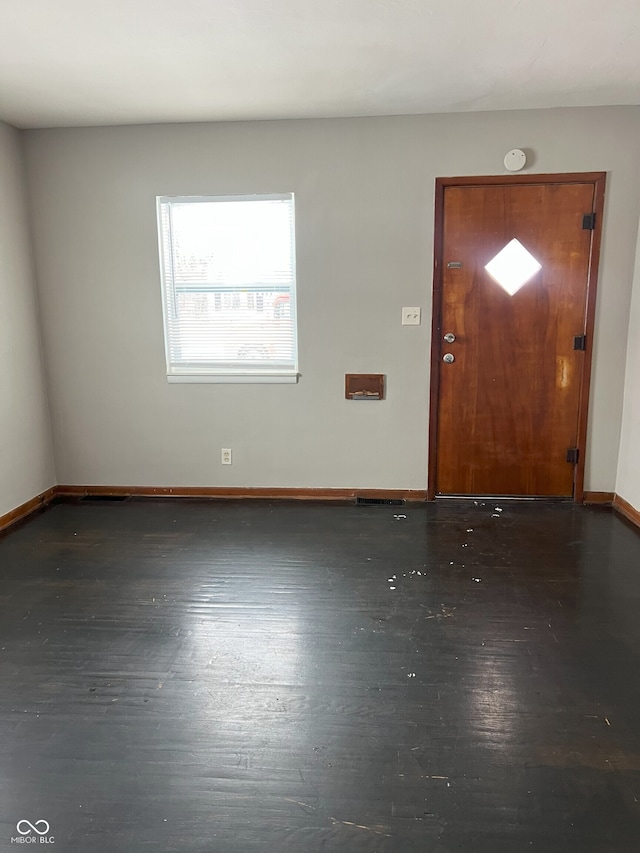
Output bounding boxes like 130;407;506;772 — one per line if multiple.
582;212;596;230
573;334;586;351
566;448;579;464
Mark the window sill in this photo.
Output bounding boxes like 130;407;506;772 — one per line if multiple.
167;373;299;384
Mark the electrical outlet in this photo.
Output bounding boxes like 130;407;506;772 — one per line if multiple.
402;307;421;325
221;448;232;465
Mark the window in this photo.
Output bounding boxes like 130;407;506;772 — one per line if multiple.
157;194;298;383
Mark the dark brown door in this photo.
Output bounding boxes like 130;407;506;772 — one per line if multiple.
431;176;604;498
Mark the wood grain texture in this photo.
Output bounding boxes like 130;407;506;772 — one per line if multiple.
57;485;427;502
0;485;57;534
583;491;615;505
432;177;602;498
613;493;640;529
1;499;640;851
428;179;446;501
572;174;606;501
435;173;608;189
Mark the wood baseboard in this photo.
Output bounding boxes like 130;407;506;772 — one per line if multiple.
57;485;428;502
0;486;58;534
4;485;638;531
583;491;615;504
613;494;640;529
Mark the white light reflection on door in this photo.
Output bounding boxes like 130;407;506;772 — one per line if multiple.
484;239;542;295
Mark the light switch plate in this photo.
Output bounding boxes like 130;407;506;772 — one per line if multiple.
402;307;421;325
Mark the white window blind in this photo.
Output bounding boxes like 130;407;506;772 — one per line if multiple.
157;194;298;382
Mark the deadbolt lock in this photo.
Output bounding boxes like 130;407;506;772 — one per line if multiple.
443;332;456;343
443;353;455;364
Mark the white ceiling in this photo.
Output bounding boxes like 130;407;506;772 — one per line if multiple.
1;0;639;129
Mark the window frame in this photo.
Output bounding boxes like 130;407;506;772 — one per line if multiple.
156;193;299;384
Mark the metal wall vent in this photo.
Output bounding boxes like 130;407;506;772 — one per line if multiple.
355;497;406;506
80;495;129;502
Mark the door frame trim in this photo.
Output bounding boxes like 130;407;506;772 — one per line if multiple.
427;172;606;502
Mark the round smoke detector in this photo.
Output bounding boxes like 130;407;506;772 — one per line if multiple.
504;148;527;171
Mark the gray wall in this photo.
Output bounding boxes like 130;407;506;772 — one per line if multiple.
616;214;640;509
23;107;640;492
0;121;55;516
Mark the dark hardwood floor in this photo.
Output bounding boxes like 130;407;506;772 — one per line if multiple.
1;498;640;852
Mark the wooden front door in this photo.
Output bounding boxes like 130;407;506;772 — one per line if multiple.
430;174;605;499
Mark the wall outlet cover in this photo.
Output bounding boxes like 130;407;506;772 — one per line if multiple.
402;307;421;325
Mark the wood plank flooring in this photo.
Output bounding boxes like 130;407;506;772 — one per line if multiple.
1;498;639;851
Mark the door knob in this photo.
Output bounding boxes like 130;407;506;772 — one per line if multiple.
443;353;455;364
443;332;456;343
